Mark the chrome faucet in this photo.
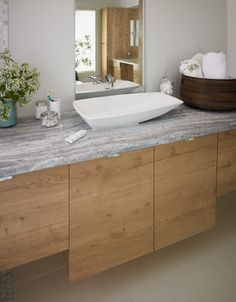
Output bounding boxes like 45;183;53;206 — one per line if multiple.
89;75;102;84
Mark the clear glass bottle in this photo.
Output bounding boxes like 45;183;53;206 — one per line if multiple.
160;74;174;96
104;82;112;91
35;100;47;120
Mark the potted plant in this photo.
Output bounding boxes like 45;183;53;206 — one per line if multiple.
0;49;40;127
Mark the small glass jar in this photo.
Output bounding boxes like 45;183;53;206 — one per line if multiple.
41;110;58;128
104;82;112;91
35;100;47;119
160;76;174;96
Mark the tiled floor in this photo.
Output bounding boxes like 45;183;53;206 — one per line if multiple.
13;193;236;302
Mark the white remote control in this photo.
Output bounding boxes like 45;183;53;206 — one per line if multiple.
65;130;87;144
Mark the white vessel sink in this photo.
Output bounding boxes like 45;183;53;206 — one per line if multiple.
73;92;183;130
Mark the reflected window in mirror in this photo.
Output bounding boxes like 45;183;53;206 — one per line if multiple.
75;10;96;73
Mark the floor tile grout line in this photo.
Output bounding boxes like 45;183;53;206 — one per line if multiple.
205;250;236;286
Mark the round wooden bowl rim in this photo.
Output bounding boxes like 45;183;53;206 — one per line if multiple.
182;75;236;82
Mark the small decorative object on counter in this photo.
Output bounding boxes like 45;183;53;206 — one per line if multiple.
41;110;58;128
35;100;47;119
0;49;40;128
65;130;87;144
160;74;174;96
104;82;112;91
104;74;115;90
50;98;61;119
47;91;61;119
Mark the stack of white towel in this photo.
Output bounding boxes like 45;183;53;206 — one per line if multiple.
180;52;228;79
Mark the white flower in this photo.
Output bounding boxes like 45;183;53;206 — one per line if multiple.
0;49;41;120
10;79;21;92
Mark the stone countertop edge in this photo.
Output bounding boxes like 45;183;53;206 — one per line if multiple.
0;104;236;178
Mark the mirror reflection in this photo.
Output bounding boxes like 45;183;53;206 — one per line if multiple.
75;0;144;99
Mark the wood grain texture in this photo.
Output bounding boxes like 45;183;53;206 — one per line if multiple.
133;65;142;85
68;149;154;282
102;8;130;78
0;166;69;271
217;130;236;196
120;63;134;82
155;135;217;250
101;6;142;84
181;75;236;111
113;66;122;80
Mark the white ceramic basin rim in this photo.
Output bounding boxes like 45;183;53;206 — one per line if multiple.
73;92;183;130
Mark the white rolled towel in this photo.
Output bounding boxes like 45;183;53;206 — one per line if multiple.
192;53;204;66
179;59;203;78
202;52;228;79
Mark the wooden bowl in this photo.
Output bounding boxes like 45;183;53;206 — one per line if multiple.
180;75;236;111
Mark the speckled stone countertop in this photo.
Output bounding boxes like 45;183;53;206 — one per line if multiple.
0;104;236;178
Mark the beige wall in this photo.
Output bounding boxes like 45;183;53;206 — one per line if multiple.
227;0;236;77
145;0;227;95
9;0;75;117
0;0;8;52
9;0;227;117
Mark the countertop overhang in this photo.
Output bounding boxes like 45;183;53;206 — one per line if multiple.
1;104;236;178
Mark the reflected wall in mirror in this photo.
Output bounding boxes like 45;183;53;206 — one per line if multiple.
75;0;144;100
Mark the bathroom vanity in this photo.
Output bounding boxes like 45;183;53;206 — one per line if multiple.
0;106;236;282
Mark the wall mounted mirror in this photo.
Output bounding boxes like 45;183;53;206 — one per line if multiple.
75;0;144;100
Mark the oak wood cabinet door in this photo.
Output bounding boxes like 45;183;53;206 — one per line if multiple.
217;130;236;196
69;149;154;282
0;166;69;271
155;135;217;250
101;7;140;81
